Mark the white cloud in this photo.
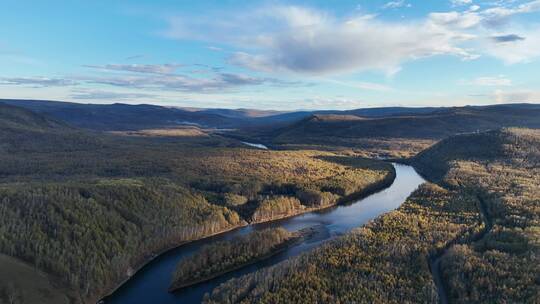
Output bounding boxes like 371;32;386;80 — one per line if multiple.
323;78;393;91
80;72;299;92
299;97;367;109
0;77;78;87
219;7;474;75
353;82;393;91
84;64;183;74
382;1;411;9
78;61;304;92
125;54;146;61
483;28;540;63
70;90;156;100
494;89;540;103
2;67;302;94
161;3;540;76
482;0;540;26
452;0;473;6
460;75;512;86
428;11;482;29
469;5;481;12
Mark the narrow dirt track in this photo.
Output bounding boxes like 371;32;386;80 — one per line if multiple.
429;194;494;304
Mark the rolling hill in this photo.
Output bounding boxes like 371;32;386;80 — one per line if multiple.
410;128;540;303
0;99;241;131
0;99;449;132
3;98;540;159
204;128;540;304
0;103;394;303
269;104;540;142
0;103;105;153
412;127;540;182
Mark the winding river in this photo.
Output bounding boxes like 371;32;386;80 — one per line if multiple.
104;163;425;304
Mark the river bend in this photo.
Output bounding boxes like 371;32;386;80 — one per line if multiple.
104;163;425;304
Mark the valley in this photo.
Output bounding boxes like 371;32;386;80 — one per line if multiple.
0;100;538;304
204;128;540;304
3;2;540;303
104;163;424;304
0;102;393;303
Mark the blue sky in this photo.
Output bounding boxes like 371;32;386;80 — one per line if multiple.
1;0;539;110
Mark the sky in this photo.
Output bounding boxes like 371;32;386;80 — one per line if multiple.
1;0;540;110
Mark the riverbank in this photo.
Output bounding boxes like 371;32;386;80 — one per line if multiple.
203;181;480;304
250;166;396;224
97;163;396;304
168;226;321;292
95;222;248;304
102;164;424;304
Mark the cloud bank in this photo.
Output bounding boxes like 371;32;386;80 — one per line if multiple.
163;2;540;76
0;77;77;87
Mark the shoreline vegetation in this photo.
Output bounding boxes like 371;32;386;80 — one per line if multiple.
96;223;246;304
202;128;539;304
1;101;538;303
203;182;483;303
0;103;399;304
98;165;396;303
168;227;319;292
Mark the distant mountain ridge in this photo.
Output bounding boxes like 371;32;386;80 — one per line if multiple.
266;103;540;143
0;103;103;153
0;99;240;131
0;99;449;131
1;99;539;137
0;103;69;132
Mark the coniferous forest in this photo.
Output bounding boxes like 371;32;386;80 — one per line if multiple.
2;100;540;304
3;1;540;302
170;227;300;291
0;103;394;303
204;128;540;304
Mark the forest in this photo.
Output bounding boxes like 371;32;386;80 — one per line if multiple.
413;128;540;303
170;228;299;291
0;103;394;303
235;104;540;158
204;183;483;303
2;102;539;303
204;128;540;304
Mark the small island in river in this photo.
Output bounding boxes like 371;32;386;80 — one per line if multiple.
169;227;318;292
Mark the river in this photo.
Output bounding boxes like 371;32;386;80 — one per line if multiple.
103;163;425;304
241;142;269;149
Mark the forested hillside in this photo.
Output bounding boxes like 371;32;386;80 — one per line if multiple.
0;99;241;131
204;183;483;303
204;128;540;304
245;104;540;158
170;228;297;291
0;99;444;132
412;128;540;303
0;104;393;303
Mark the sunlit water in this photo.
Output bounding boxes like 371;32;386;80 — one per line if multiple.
104;163;425;304
241;142;269;149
